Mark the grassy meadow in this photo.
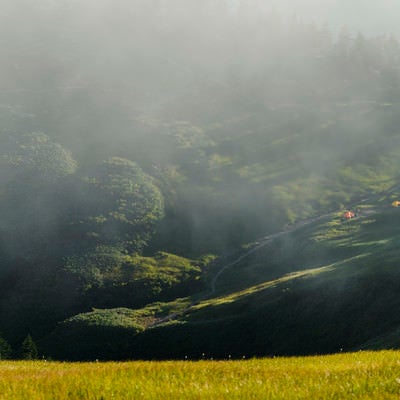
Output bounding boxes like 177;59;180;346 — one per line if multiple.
2;351;400;399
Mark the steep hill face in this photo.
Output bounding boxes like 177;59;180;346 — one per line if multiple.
46;194;400;360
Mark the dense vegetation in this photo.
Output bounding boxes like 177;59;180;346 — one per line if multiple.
2;1;400;359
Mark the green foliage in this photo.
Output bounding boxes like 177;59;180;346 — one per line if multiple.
72;157;164;251
0;132;77;182
45;308;146;361
0;132;78;258
64;245;128;290
64;248;203;309
63;308;147;329
19;335;38;360
0;335;12;360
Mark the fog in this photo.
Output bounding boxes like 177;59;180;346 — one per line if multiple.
0;0;399;254
1;0;400;354
266;0;400;36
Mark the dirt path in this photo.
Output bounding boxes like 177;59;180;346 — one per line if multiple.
150;212;333;328
207;182;400;295
151;183;400;327
209;213;333;295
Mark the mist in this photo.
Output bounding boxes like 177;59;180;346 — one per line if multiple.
1;0;399;257
1;0;400;261
1;0;400;356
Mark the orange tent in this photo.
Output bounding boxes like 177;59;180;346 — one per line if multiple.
343;211;355;220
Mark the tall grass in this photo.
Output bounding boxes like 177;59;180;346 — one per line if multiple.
2;351;400;399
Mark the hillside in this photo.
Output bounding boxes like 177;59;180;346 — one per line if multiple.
45;190;400;359
2;1;400;359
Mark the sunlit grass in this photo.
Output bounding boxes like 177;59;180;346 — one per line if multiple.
195;265;333;309
2;352;400;399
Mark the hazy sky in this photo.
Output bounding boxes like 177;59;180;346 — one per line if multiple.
267;0;400;36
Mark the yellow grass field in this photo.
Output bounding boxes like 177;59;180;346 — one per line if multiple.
2;351;400;399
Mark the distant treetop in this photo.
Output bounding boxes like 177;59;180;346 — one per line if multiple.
0;132;77;183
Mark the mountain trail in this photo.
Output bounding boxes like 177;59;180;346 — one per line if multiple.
150;183;400;328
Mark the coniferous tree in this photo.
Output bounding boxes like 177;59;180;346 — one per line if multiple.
19;335;38;360
0;336;12;360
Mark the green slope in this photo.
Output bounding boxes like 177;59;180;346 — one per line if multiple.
149;101;400;255
46;192;400;359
